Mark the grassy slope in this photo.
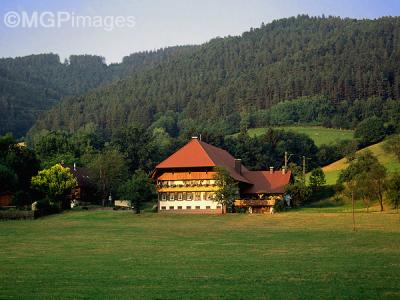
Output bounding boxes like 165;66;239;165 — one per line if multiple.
322;141;400;185
1;210;399;299
245;126;354;146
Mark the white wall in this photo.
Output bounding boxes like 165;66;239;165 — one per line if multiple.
159;199;220;210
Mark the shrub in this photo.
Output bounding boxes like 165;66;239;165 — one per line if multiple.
354;116;386;146
12;191;32;208
274;199;287;212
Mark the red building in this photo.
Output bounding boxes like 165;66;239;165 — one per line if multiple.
152;137;291;214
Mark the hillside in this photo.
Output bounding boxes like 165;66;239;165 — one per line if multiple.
234;126;354;146
0;46;196;137
29;15;400;139
322;140;400;184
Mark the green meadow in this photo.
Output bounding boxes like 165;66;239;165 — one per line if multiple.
245;126;354;147
322;141;400;185
1;209;399;299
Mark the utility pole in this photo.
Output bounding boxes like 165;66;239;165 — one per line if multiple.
284;151;288;170
352;189;356;231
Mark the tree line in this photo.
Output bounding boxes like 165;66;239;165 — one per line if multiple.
0;46;196;137
29;15;400;140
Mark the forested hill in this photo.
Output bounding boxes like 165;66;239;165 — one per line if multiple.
0;46;196;137
29;16;400;138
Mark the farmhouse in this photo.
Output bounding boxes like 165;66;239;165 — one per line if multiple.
152;137;291;214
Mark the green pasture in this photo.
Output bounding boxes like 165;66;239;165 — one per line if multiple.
1;209;399;299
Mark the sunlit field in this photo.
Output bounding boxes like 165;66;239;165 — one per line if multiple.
245;126;354;147
1;209;399;299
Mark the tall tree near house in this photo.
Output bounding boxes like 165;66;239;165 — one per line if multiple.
118;170;155;214
308;167;326;191
214;167;239;214
384;135;400;162
386;172;400;218
86;148;128;205
338;150;387;212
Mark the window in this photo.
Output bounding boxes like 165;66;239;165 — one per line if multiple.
195;206;200;209
182;192;187;200
161;193;166;201
169;206;174;210
170;193;175;201
205;192;211;200
187;192;193;201
216;206;221;209
206;206;211;209
178;193;183;201
186;206;191;210
177;206;182;210
161;206;166;210
195;192;201;201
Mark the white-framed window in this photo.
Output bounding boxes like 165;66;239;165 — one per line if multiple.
178;193;183;201
161;193;167;201
195;192;201;201
170;193;175;201
187;192;193;201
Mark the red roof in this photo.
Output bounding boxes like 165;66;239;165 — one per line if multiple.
156;138;250;183
155;138;291;193
241;171;292;194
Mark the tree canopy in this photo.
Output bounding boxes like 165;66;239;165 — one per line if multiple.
31;164;77;201
27;16;400;140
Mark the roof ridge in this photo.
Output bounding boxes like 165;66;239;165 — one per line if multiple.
194;139;217;166
198;140;219;165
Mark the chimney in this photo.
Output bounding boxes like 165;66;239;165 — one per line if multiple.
191;136;198;139
282;167;286;175
234;159;242;174
73;162;77;171
270;166;274;174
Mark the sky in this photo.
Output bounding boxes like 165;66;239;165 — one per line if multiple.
0;0;400;64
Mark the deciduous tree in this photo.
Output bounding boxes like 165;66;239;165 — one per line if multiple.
214;167;239;213
118;170;155;214
31;164;77;205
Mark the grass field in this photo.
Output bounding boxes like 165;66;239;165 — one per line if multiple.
321;141;400;185
244;126;354;146
1;210;399;299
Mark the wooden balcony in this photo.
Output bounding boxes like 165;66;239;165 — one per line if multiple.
158;186;219;192
234;199;276;207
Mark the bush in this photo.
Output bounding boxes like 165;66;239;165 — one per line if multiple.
354;116;386;146
285;182;312;206
274;199;287;212
12;191;32;208
33;198;60;217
